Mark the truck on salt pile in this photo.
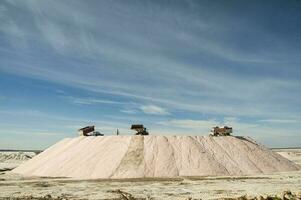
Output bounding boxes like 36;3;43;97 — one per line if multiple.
131;124;149;135
78;126;103;136
210;126;232;136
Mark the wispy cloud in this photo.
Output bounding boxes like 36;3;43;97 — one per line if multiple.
259;119;299;124
0;4;27;48
158;119;218;129
140;105;169;115
64;96;127;105
120;109;138;114
0;129;64;136
0;109;48;117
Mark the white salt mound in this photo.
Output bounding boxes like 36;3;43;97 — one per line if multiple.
13;135;300;179
0;152;35;171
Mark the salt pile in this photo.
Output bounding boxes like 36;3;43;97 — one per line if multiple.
0;152;34;163
0;152;35;171
13;135;300;179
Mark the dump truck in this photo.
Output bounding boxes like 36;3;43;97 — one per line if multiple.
131;124;149;135
210;126;232;136
78;126;103;136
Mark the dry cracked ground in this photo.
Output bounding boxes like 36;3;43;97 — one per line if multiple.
0;149;300;200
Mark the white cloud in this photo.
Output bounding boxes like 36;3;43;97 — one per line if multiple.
158;119;219;129
0;20;27;48
0;109;47;117
259;119;299;124
69;97;125;105
156;119;222;134
0;128;64;136
36;19;69;53
120;109;137;114
140;105;169;115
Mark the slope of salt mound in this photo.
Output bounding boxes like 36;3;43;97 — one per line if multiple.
12;135;300;179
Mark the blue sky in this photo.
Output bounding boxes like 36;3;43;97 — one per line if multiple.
0;0;300;149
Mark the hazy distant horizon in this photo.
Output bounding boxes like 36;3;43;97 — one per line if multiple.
0;0;300;149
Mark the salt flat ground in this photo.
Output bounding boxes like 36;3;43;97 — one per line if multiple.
0;149;300;200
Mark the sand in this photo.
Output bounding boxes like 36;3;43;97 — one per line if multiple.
12;135;300;179
2;171;301;200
